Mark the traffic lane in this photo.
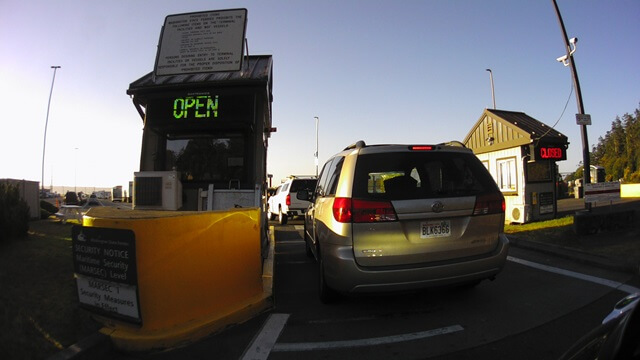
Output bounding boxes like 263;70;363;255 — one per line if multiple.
268;223;636;359
106;222;637;359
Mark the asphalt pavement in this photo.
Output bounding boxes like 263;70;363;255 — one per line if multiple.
48;197;640;360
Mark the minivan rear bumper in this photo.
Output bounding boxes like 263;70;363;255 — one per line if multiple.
322;234;510;294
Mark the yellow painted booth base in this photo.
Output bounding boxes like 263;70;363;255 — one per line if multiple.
82;207;273;352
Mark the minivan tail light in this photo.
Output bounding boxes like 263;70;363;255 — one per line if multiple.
286;194;291;206
332;197;352;223
473;193;505;215
332;198;398;223
352;199;398;223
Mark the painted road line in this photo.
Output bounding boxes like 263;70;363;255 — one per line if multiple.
272;325;464;352
241;313;290;360
278;240;305;245
508;256;640;294
293;225;304;231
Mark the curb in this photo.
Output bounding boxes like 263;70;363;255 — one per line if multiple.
46;332;112;360
508;236;640;275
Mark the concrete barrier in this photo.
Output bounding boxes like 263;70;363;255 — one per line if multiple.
80;207;273;352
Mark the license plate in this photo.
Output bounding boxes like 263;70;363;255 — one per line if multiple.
420;220;451;238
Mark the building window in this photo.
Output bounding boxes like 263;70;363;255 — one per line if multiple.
527;161;552;182
496;157;517;193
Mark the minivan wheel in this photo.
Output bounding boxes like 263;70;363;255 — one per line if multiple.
318;256;338;304
278;208;288;225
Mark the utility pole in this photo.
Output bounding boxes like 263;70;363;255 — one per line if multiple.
41;65;61;194
551;0;591;201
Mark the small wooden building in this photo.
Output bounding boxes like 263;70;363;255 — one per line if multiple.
464;109;569;223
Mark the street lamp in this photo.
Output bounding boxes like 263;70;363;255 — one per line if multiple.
552;0;591;207
74;147;78;193
41;65;61;193
486;69;496;109
314;116;319;177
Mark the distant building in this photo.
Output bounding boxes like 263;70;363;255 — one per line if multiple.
464;109;569;223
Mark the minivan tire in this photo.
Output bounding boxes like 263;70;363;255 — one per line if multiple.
318;255;338;304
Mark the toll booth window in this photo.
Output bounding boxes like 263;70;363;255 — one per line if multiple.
527;161;552;182
165;133;246;185
496;157;517;193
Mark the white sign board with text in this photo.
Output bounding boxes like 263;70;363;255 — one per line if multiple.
155;9;247;76
584;182;621;203
76;275;140;320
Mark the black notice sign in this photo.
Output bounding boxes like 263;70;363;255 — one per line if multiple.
72;226;137;285
539;192;554;215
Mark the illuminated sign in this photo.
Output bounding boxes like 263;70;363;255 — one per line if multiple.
539;147;563;159
530;144;566;161
173;95;218;119
146;93;253;124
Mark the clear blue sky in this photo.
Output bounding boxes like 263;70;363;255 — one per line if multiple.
1;0;639;188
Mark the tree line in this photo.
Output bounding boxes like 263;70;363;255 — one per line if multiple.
566;103;640;183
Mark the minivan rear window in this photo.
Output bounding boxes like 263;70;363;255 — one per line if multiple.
353;152;498;200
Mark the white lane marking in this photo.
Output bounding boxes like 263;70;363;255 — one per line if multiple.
508;256;640;294
241;313;290;360
293;225;304;230
278;240;305;245
272;325;464;352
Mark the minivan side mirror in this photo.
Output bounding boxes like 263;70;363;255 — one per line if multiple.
297;189;314;202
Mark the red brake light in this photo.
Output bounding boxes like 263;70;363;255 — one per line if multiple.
410;145;434;151
333;197;352;223
333;198;398;223
352;199;397;223
473;193;505;215
286;194;291;206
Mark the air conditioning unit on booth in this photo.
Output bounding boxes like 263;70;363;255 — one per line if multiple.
133;171;182;211
506;204;531;224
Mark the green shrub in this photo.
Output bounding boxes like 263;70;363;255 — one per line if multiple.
0;183;30;242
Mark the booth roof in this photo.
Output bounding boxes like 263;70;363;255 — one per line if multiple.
486;109;568;142
127;55;273;96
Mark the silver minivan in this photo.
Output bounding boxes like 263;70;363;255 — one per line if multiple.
299;141;509;303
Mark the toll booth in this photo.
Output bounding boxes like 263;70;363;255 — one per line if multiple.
71;12;274;351
126;55;273;214
464;109;569;223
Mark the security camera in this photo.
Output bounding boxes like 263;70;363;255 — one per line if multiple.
570;37;578;44
556;55;568;63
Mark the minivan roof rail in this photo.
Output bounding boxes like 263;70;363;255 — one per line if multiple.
343;140;366;150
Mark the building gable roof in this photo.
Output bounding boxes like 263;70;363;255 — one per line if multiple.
463;109;568;154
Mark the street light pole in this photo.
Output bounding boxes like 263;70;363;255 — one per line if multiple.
41;65;61;193
74;147;78;193
314;116;319;177
486;69;496;109
552;0;591;200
